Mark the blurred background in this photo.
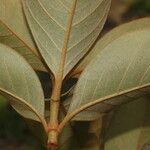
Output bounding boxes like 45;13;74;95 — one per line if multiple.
0;0;150;150
104;0;150;32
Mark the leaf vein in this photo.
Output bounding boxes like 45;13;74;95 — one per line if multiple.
37;0;66;31
67;10;108;52
72;0;105;26
25;3;61;52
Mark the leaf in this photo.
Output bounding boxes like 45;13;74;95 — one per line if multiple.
0;22;46;72
0;43;45;124
67;27;150;121
0;0;46;72
104;97;150;150
73;17;150;75
22;0;111;77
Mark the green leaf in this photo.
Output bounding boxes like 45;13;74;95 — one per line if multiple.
68;26;150;121
0;0;46;72
104;97;150;150
73;17;150;75
22;0;111;77
0;43;45;123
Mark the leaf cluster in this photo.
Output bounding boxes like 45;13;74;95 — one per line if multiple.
0;0;150;149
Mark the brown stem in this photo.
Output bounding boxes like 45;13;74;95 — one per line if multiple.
48;0;77;148
58;83;150;132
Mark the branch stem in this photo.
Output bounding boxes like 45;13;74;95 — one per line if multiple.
48;0;77;148
58;83;150;132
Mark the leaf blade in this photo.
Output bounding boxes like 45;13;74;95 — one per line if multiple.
22;0;111;77
105;97;150;150
73;17;150;75
68;27;150;121
0;43;45;123
0;0;46;72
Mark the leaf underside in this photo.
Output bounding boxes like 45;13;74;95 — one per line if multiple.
23;0;111;77
74;17;150;74
0;43;45;122
0;22;46;72
0;0;46;72
68;26;150;121
105;97;150;150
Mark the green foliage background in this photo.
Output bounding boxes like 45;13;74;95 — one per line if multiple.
128;0;150;16
0;96;43;150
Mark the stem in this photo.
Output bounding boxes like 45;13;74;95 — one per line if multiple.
58;83;150;132
48;0;77;148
